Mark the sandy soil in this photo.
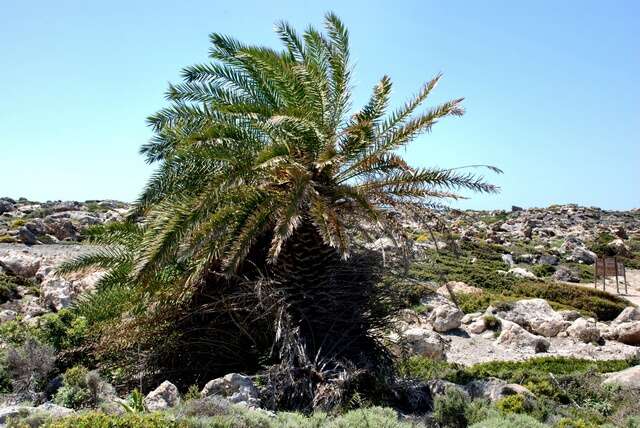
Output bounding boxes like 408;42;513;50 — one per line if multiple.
575;268;640;307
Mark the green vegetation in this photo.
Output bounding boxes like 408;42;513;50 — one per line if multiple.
54;366;93;409
8;406;419;428
432;387;472;428
409;241;628;320
0;272;20;303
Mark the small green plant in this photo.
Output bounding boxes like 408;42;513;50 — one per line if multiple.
432;387;469;428
183;384;201;401
10;218;26;228
496;394;530;414
54;366;92;409
119;388;146;413
482;314;501;330
531;264;556;277
469;413;546;428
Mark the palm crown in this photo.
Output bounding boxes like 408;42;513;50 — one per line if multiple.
133;13;498;285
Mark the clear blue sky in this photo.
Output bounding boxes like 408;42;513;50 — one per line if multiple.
1;1;638;210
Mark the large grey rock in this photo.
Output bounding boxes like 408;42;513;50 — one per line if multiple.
568;247;597;264
496;299;568;337
427;304;463;332
508;267;537;280
465;377;534;402
537;255;559;266
603;366;640;390
41;277;73;311
400;327;448;360
495;321;550;353
566;318;600;343
612;307;640;325
0;199;15;214
201;373;260;407
17;227;39;245
607;239;632;257
0;251;40;278
614;322;640;346
553;267;579;283
144;380;180;411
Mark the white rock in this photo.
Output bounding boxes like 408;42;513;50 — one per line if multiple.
566;318;600;343
144;380;180;411
603;366;640;390
0;309;17;322
36;402;74;418
461;312;482;324
496;299;569;337
428;304;463;332
201;373;260;407
495;321;550;353
0;252;41;278
501;254;514;267
612;307;640;325
403;327;448;360
507;267;537;279
468;319;487;334
465;377;534;402
41;277;73;310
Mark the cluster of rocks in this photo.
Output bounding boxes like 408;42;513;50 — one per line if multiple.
0;245;103;323
392;290;640;366
0;197;129;245
143;372;260;412
0;372;263;424
449;205;638;248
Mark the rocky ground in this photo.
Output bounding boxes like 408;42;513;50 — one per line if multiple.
0;199;639;425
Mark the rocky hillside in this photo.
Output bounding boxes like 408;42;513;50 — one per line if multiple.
1;200;640;426
0;198;129;245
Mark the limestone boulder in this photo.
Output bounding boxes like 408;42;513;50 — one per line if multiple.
144;380;180;411
201;373;260;407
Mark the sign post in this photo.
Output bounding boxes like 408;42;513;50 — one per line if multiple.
594;256;627;294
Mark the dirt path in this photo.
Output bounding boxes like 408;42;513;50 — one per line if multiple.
575;268;640;307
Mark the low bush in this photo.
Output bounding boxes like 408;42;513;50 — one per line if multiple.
6;339;56;398
530;264;556;277
432;387;469;428
0;273;19;303
54;366;92;409
23;406;417;428
496;394;529;414
469;413;546;428
0;321;37;347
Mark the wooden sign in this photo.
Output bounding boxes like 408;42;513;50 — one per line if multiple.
594;256;627;294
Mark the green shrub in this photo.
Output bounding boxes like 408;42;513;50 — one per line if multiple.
328;407;416;427
496;394;529;414
396;357;461;381
0;321;36;347
35;412;177;428
10;219;27;228
530;264;556;277
555;417;599;428
0;274;19;303
54;366;92;409
469;413;546;428
39;309;89;351
432;387;469;428
465;400;499;425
